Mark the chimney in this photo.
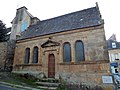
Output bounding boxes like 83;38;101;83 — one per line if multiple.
17;6;27;11
15;6;28;22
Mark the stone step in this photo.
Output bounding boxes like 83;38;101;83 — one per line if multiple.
38;78;59;83
35;81;61;87
37;86;58;90
36;78;60;90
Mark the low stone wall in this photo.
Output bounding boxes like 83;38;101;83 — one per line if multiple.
4;40;16;71
0;40;15;71
0;42;7;71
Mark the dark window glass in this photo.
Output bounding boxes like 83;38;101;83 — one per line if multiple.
75;40;85;62
115;69;118;73
32;46;38;63
63;43;71;62
25;48;30;64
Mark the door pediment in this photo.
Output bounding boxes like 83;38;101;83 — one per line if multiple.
41;40;60;48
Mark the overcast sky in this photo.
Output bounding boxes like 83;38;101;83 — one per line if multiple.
0;0;120;41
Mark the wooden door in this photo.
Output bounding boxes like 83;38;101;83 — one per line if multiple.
48;54;55;78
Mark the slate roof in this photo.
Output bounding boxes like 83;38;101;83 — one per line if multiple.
6;27;11;33
5;27;11;41
107;40;120;50
20;6;103;40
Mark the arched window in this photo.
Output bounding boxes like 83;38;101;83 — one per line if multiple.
75;40;85;62
32;46;38;63
25;48;30;64
63;42;71;62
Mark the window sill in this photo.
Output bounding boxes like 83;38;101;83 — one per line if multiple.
59;60;109;65
15;63;42;66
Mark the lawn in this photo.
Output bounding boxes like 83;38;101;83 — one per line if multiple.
0;72;38;88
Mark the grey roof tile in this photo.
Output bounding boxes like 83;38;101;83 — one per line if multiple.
20;6;103;40
6;27;11;33
107;40;120;50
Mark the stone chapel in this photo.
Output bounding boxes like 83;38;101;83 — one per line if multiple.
12;4;111;85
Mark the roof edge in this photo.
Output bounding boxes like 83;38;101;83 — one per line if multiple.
17;24;104;42
39;6;97;22
95;2;102;18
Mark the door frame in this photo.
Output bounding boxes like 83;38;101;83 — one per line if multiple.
48;53;55;78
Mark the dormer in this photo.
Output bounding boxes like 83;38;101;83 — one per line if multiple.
112;42;116;48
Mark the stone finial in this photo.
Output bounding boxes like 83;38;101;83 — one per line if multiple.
96;2;99;8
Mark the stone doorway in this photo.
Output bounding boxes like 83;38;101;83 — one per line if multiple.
48;54;55;78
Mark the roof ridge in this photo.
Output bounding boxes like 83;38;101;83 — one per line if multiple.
23;6;98;31
40;6;97;22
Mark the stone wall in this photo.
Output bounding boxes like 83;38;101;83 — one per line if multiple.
0;40;16;71
0;42;7;71
13;25;111;86
4;40;16;71
56;61;110;84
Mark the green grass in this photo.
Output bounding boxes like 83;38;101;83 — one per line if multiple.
57;84;66;90
0;72;38;88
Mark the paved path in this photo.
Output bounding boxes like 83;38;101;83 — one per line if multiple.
0;85;19;90
0;81;40;90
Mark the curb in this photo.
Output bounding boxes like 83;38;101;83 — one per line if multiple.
0;81;40;90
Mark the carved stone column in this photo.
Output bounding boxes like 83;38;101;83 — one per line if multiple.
71;43;75;63
29;47;33;64
38;47;42;64
59;45;63;63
